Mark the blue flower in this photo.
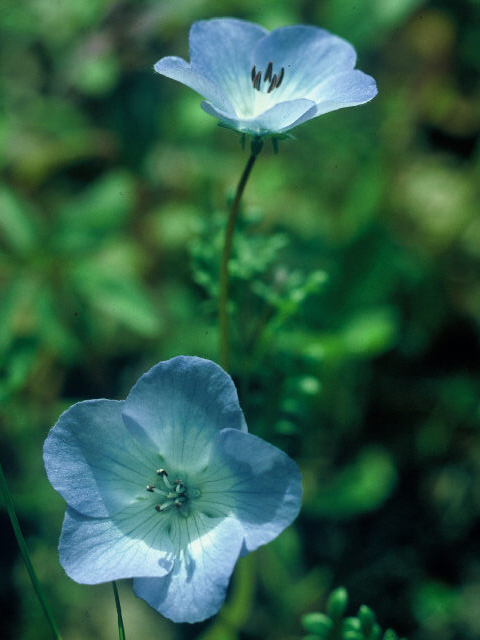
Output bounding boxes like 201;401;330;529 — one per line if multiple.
44;356;302;623
154;18;377;136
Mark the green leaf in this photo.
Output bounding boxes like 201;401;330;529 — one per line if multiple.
342;632;364;640
0;185;38;252
0;276;25;353
342;617;362;633
57;171;135;248
0;346;38;403
327;587;348;621
358;605;376;635
34;285;80;359
72;52;120;96
368;623;382;640
305;447;398;518
341;308;399;357
302;612;333;635
70;264;161;337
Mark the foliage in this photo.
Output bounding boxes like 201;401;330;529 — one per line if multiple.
1;0;480;639
302;587;406;640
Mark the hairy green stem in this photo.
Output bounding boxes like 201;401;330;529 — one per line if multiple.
112;581;126;640
0;461;62;639
218;138;263;371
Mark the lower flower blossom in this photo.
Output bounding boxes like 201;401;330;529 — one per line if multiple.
43;356;302;623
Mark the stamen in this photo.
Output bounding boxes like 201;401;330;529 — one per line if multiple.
155;502;174;512
276;67;284;88
264;61;273;83
157;471;174;490
267;74;278;93
151;468;195;514
251;63;285;93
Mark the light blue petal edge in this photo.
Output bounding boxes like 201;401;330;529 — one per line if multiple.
312;69;378;112
216;428;302;554
43;399;155;518
59;506;174;584
201;98;318;135
122;356;248;456
154;56;236;116
187;18;268;115
133;513;244;623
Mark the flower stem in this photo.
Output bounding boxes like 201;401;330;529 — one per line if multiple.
112;581;126;640
0;461;62;640
218;137;263;371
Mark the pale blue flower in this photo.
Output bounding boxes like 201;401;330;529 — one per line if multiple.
44;356;302;623
154;18;377;136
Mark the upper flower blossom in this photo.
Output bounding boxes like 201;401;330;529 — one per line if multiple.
43;356;302;623
154;18;377;136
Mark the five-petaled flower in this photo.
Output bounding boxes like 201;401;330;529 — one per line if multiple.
154;18;377;137
44;356;302;623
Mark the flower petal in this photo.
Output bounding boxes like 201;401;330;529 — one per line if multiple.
201;97;317;135
252;25;357;102
59;505;174;584
133;513;243;623
312;69;378;114
122;357;247;470
208;429;302;554
189;18;267;115
43;399;157;518
154;20;377;136
154;56;235;116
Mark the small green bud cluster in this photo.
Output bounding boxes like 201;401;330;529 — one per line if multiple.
302;587;407;640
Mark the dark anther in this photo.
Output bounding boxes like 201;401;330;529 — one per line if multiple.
156;468;167;476
276;67;285;88
155;504;162;512
267;74;278;93
251;63;285;92
146;484;155;492
264;61;273;83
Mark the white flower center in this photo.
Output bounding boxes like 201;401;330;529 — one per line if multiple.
146;468;201;517
234;61;286;120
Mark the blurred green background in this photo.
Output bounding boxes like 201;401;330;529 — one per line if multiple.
1;0;480;638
